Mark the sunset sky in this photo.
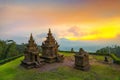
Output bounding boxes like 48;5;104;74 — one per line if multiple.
0;0;120;51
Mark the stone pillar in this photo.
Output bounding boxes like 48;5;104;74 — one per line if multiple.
74;48;90;71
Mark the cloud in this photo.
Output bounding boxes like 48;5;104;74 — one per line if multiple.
68;26;80;36
61;22;120;41
0;0;94;6
0;0;120;48
68;26;88;37
1;0;120;26
35;31;58;45
35;33;47;44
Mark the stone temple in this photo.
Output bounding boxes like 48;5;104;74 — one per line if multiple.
21;34;42;68
41;29;64;63
74;48;90;71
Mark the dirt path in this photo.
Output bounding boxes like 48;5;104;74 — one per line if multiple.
36;56;120;72
37;56;74;72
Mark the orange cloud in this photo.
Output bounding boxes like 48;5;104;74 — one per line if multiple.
1;1;120;26
0;1;120;42
64;19;120;40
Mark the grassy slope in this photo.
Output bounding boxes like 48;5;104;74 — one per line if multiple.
0;53;120;80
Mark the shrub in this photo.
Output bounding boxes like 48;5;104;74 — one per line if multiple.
0;54;23;65
110;53;120;64
59;51;72;53
89;53;109;56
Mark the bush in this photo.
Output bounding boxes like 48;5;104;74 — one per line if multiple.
59;51;73;53
89;53;109;56
110;53;120;64
0;54;23;65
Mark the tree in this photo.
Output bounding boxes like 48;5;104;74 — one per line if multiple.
6;42;19;58
71;48;74;53
0;40;7;60
96;45;120;57
3;40;18;58
16;43;26;54
0;40;19;59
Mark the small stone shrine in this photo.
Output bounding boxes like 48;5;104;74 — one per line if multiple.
74;48;90;71
104;56;109;62
21;34;42;68
41;29;64;63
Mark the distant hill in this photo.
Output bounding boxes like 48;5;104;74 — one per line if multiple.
58;38;109;52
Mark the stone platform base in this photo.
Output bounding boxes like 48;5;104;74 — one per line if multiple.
40;55;64;63
40;56;57;63
75;65;90;71
21;61;42;69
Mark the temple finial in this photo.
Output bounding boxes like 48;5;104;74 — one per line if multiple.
30;33;32;36
30;33;33;40
49;28;51;34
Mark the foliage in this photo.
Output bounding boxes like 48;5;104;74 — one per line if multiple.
96;45;120;64
16;43;26;54
0;54;23;65
96;45;120;57
110;54;120;64
89;53;109;56
0;39;23;61
6;42;19;58
71;48;74;52
0;40;7;59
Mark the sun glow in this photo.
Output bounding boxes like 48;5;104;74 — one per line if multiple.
65;22;120;41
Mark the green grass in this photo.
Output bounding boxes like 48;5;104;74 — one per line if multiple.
91;55;113;62
92;55;105;61
0;53;120;80
0;56;38;80
59;52;74;56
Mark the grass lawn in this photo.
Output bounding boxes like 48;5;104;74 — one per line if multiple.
91;55;113;62
59;52;74;56
0;53;120;80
